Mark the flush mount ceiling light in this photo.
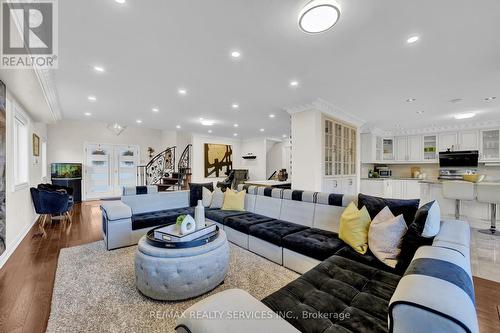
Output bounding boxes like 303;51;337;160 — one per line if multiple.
299;0;340;34
200;119;215;126
406;35;420;44
454;113;476;120
107;123;126;136
485;96;497;101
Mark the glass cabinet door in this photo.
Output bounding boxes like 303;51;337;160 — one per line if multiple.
423;135;438;160
116;145;139;192
481;129;500;160
383;138;394;160
334;123;343;176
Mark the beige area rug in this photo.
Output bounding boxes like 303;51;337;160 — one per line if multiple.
47;241;299;333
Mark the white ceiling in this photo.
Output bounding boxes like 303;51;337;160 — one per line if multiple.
53;0;500;138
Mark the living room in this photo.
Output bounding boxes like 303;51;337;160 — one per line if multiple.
0;0;499;332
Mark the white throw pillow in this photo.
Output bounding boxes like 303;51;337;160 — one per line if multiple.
202;187;213;207
368;206;408;268
421;201;441;238
210;187;225;209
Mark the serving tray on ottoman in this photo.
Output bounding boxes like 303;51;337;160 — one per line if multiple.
146;225;220;249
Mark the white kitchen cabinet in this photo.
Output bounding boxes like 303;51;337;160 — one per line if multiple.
341;177;357;195
405;180;421;199
325;177;357;195
383;138;394;160
360;179;420;200
360;179;392;197
423;135;438;161
480;129;500;161
407;135;423;161
439;132;458;152
361;134;383;163
458;130;479;151
391;180;405;198
394;136;407;161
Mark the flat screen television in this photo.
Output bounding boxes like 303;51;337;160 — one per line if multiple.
51;163;82;179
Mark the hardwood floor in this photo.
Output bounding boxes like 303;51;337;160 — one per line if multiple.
0;200;499;332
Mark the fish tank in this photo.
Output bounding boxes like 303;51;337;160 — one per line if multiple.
51;163;82;179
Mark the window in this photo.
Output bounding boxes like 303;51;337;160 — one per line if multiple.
14;111;29;189
41;141;47;180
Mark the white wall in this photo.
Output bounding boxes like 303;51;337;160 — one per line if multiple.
266;140;284;178
291;109;323;191
240;138;267;180
3;91;47;266
48;119;163;166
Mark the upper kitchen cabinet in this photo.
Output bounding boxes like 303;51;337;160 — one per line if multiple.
438;132;458;152
360;133;382;163
458;130;479;151
423;135;438;161
394;136;407;161
480;129;500;161
382;138;394;161
407;135;423;161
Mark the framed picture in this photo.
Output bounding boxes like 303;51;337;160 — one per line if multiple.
33;133;40;156
204;143;233;178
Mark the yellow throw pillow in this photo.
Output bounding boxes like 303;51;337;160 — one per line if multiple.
221;190;246;211
339;202;372;254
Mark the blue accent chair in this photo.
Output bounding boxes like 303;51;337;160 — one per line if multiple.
30;188;73;227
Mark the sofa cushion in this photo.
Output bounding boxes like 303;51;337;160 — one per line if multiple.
205;209;246;224
131;207;194;230
282;228;346;261
358;193;420;226
224;213;275;233
248;220;308;246
334;246;399;275
189;183;214;207
262;255;401;333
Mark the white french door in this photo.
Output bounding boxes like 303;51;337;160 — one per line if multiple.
84;143;140;199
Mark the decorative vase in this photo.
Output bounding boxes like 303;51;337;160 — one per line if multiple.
194;200;205;230
180;215;196;235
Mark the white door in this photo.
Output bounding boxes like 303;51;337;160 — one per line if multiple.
85;144;114;199
458;131;479;151
439;132;458;152
85;143;140;199
407;135;422;161
394;136;408;161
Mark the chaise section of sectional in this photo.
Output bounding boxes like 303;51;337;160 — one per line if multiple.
223;213;276;248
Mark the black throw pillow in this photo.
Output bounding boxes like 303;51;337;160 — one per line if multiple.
188;183;214;207
395;201;438;274
357;193;420;226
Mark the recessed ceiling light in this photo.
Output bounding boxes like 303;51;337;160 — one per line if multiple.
233;133;238;137
450;98;463;104
260;128;265;132
231;103;239;109
178;88;187;95
406;98;416;102
115;0;126;4
231;51;241;58
485;96;497;101
208;129;213;133
416;110;424;115
152;107;159;112
233;123;239;128
136;119;143;124
201;119;214;126
93;66;105;73
175;125;181;129
269;114;275;118
406;35;420;44
84;112;92;116
282;134;288;138
290;80;299;87
298;0;341;34
454;113;476;120
88;95;97;102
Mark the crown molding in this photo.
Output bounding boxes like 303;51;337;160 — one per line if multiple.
34;68;62;122
284;98;366;127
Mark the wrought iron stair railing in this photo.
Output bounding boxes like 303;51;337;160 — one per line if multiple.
138;146;176;185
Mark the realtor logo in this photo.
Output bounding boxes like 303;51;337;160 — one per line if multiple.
1;0;58;68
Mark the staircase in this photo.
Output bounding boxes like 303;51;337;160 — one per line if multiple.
137;144;192;191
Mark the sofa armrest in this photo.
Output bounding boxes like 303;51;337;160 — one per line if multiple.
101;201;132;221
389;246;478;333
176;289;300;333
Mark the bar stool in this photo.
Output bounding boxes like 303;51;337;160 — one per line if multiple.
476;183;500;236
442;181;476;220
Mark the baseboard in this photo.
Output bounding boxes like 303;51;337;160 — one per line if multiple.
0;215;38;270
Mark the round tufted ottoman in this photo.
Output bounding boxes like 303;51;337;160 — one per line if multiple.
135;229;230;301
